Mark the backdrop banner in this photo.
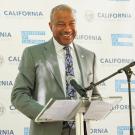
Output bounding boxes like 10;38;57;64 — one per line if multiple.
0;0;135;135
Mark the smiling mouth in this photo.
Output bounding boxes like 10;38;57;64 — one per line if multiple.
62;33;72;38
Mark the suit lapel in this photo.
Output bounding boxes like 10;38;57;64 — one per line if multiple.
43;39;64;95
42;40;88;95
74;44;87;87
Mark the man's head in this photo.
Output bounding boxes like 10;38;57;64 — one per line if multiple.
49;4;77;46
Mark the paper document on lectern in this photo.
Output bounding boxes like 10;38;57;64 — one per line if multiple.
84;96;122;121
35;98;81;122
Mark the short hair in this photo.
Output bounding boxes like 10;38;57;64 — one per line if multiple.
50;4;74;23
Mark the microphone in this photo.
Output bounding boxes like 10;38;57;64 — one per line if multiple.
118;61;135;72
67;76;87;97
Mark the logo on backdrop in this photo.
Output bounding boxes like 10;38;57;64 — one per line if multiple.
115;79;135;92
99;58;134;65
0;32;12;39
112;103;135;111
0;55;4;66
0;80;13;88
90;128;109;134
75;34;102;44
21;31;45;45
0;102;6;116
84;10;95;22
111;34;133;47
98;12;132;19
117;126;135;135
24;127;29;135
8;56;21;65
0;10;44;17
0;55;21;65
84;11;132;22
76;34;102;41
0;129;14;135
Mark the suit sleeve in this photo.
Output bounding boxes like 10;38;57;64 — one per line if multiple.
11;47;44;120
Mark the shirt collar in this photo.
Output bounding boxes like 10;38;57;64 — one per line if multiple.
53;38;74;53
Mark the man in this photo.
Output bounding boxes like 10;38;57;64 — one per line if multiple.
11;4;100;135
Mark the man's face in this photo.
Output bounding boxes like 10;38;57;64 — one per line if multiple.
49;10;77;46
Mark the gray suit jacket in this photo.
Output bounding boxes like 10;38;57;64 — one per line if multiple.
11;38;100;135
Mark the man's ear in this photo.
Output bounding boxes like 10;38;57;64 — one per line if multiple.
49;22;52;31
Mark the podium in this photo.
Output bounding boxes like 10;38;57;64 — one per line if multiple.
35;96;122;135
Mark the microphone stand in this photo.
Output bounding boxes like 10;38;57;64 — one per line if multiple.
123;68;134;135
85;67;134;135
